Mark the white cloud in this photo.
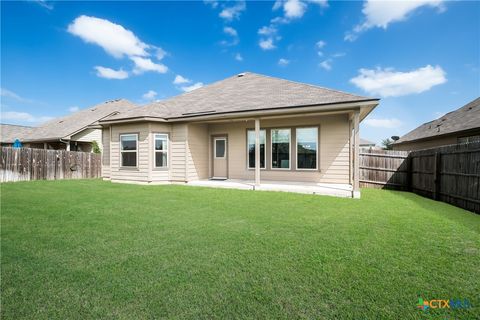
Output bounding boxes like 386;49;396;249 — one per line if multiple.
130;56;168;74
181;82;204;92
350;65;447;97
0;111;53;124
68;15;149;58
155;47;167;60
316;40;326;49
219;1;246;21
259;38;276;50
204;0;219;8
33;0;54;10
223;26;238;37
283;0;307;19
364;118;402;128
309;0;328;7
94;66;129;79
0;88;33;103
142;90;157;100
258;25;277;35
346;0;445;41
69;106;80;113
173;75;191;84
319;59;332;70
278;58;290;66
235;53;243;61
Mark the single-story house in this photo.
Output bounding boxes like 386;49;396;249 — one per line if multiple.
1;99;136;151
359;138;377;148
393;97;480;151
99;72;379;198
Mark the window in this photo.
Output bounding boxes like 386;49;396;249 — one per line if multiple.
247;130;266;169
271;129;290;169
296;127;318;170
214;138;226;159
120;134;137;167
154;134;168;168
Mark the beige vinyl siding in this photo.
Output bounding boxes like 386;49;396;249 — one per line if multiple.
110;123;150;182
71;128;103;150
101;127;110;178
170;123;188;182
208;114;351;183
150;123;172;182
187;123;209;180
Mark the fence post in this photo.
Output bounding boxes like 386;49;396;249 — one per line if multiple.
433;152;441;200
406;155;412;192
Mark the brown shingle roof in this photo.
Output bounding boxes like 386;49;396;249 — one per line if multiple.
395;97;480;144
1;99;137;143
0;124;36;143
104;72;377;122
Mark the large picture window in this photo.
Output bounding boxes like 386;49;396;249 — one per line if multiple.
271;129;290;169
120;134;137;167
296;127;318;170
154;133;168;168
247;129;266;169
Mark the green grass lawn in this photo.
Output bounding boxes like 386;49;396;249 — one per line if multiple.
1;180;478;319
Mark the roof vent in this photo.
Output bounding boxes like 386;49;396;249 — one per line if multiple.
237;73;245;77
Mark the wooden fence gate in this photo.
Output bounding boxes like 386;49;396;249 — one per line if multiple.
0;147;101;182
359;142;480;213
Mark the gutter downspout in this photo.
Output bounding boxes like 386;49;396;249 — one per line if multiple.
59;138;70;151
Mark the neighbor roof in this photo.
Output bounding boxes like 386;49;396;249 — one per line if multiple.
359;138;376;146
395;97;480;145
103;72;377;122
1;99;136;143
0;124;36;143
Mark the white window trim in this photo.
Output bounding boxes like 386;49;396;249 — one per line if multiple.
154;133;169;168
295;127;318;171
247;129;266;170
214;137;227;159
270;128;291;170
120;133;138;168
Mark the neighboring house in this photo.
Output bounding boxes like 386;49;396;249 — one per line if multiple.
1;99;136;151
99;72;379;197
359;138;376;148
393;97;480;151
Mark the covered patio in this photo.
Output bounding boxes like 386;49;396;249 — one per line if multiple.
187;179;355;198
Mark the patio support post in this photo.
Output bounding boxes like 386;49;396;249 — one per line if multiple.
353;110;360;198
255;118;260;186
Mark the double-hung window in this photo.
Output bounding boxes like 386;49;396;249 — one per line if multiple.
120;134;137;167
271;128;290;169
296;127;318;170
247;129;266;169
154;134;168;168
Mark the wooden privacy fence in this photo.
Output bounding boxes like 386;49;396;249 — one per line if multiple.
359;142;480;213
0;147;101;182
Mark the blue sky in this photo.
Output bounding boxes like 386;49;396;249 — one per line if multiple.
1;0;479;144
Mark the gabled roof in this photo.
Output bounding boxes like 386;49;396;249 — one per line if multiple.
103;72;377;122
395;97;480;145
0;124;36;143
1;99;136;143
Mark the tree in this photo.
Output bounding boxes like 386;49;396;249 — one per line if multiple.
381;138;393;150
91;140;101;154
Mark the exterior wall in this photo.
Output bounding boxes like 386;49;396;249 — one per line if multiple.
106;113;353;185
102;128;111;178
71;128;103;151
208;114;351;184
187;123;209;180
110;123;151;182
393;130;480;151
393;135;457;151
